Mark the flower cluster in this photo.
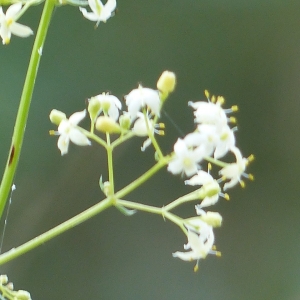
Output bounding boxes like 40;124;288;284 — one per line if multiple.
49;72;252;271
0;274;31;300
168;91;253;270
49;71;175;155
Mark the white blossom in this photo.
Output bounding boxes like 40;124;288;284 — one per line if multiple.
219;146;247;190
189;101;227;126
0;3;33;45
173;219;218;269
125;85;161;119
185;170;221;207
167;138;205;177
57;110;91;155
92;93;122;121
79;0;116;26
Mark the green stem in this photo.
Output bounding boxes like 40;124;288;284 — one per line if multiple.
106;133;114;194
0;198;113;265
0;0;56;220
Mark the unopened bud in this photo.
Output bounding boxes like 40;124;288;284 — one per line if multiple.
15;290;32;300
119;113;131;131
88;97;101;123
95;116;121;134
49;109;66;126
157;71;176;94
199;211;222;227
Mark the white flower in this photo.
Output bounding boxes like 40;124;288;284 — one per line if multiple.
167;138;205;177
197;123;236;159
189;101;227;126
57;110;91;155
219;146;247;190
0;3;33;45
132;112;164;151
125;85;161;119
173;220;219;270
92;93;122;121
79;0;116;27
185;171;221;207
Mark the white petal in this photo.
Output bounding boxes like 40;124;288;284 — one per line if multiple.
69;110;86;126
79;7;99;21
88;0;103;16
104;0;116;12
6;3;22;19
172;251;195;261
69;128;91;146
10;22;33;37
57;135;69;155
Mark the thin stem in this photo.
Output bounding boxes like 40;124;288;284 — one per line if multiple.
117;199;186;233
0;198;113;265
0;0;56;220
164;188;205;211
106;133;114;194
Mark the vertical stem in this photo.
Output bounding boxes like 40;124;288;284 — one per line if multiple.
106;133;114;194
0;0;56;219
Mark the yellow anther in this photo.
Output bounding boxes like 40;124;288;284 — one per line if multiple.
229;116;237;123
240;180;245;188
49;130;56;136
194;264;199;272
216;251;222;257
204;89;210;99
231;105;238;112
247;154;255;162
212;245;217;250
248;174;254;181
158;123;165;129
208;163;212;171
224;193;230;200
217;96;225;105
211;95;216;103
158;130;165;136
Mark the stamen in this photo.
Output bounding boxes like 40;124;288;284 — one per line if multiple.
229;116;237;123
240;180;245;188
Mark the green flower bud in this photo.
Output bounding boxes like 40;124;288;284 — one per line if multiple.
88;97;101;123
49;109;67;126
95;116;121;134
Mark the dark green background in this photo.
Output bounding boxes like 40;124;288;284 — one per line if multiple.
0;1;300;299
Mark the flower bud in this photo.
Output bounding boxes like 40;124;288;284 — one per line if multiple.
88;97;101;123
0;275;8;284
49;109;67;126
202;180;221;198
119;113;131;131
199;211;222;227
95;116;121;134
157;71;176;100
15;290;32;300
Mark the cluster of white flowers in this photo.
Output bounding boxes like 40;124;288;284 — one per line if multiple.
0;0;116;45
49;72;172;154
168;91;253;270
49;71;253;271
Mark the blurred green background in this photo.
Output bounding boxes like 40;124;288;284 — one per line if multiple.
1;0;300;299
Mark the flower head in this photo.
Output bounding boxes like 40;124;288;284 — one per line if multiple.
185;171;222;207
173;219;219;271
0;3;33;45
79;0;116;27
56;110;91;155
125;85;161;119
90;93;122;122
167;138;205;177
219;146;248;190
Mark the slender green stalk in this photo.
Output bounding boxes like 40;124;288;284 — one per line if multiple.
106;133;114;194
0;0;56;219
0;198;113;265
